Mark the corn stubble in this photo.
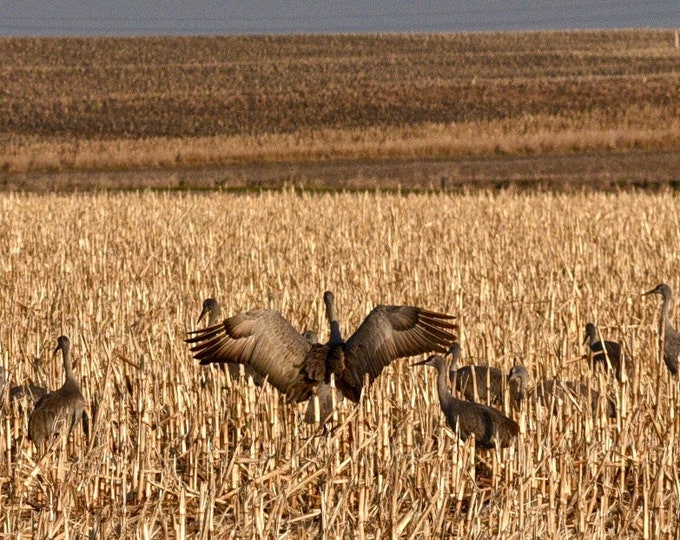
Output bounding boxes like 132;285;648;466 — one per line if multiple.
0;189;678;537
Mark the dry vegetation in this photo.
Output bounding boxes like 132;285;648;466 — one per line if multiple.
1;189;680;537
0;30;679;176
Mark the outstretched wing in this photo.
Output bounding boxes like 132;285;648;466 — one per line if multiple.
339;305;457;401
186;308;314;399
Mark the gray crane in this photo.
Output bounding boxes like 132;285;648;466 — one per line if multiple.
0;362;48;405
448;342;505;405
198;298;265;386
10;383;48;405
583;322;631;382
187;291;457;404
643;283;680;375
28;336;89;449
413;354;519;448
508;365;616;418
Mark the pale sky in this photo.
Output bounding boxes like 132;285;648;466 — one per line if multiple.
1;1;678;36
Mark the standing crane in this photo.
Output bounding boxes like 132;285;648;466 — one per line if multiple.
508;365;616;418
643;283;680;375
413;354;519;448
583;322;631;382
28;336;89;449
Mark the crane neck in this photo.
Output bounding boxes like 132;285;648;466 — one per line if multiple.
324;292;344;344
661;293;674;332
510;375;526;403
447;353;458;381
208;306;220;326
435;359;453;411
585;326;597;346
61;345;76;384
450;347;460;371
329;321;343;344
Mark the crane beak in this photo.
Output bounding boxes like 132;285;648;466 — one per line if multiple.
411;354;436;367
641;288;656;296
53;343;61;355
197;306;209;325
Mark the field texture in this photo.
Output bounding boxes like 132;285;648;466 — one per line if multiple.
1;30;679;182
1;190;679;537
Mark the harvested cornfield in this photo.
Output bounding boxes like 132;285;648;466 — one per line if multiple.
1;30;679;173
0;189;678;537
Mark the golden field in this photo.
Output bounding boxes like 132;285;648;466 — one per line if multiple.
1;30;679;178
1;189;680;537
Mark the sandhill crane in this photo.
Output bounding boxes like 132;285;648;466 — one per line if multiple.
198;298;265;386
413;354;519;448
508;365;616;418
643;283;680;375
187;291;457;404
10;383;48;405
448;342;505;405
583;322;631;382
28;336;89;449
0;360;48;406
301;330;339;425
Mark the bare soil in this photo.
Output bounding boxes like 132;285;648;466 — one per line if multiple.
2;150;678;192
1;31;679;191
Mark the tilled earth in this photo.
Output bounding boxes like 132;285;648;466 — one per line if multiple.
1;150;678;192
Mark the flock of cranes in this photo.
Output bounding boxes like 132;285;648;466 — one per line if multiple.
1;283;678;453
185;283;679;449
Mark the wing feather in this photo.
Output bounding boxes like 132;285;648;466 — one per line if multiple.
186;308;313;398
341;305;457;399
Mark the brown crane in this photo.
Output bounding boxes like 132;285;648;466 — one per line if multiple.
583;322;631;382
448;342;505;405
413;354;519;448
186;291;457;404
28;336;89;449
508;365;616;418
643;283;680;376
